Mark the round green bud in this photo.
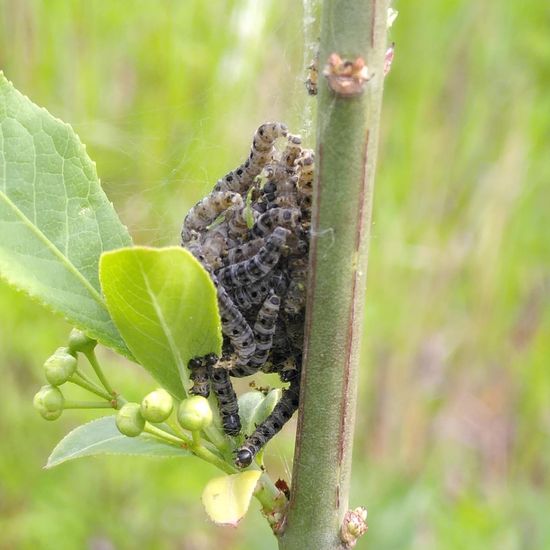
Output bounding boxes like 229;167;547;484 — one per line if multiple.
68;328;97;354
33;385;64;421
44;347;78;386
116;403;145;437
140;389;173;423
39;409;63;421
177;396;213;431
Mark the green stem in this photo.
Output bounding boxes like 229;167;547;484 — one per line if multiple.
158;416;181;437
70;371;112;400
255;472;286;512
63;400;115;409
280;1;389;548
166;421;236;473
84;349;115;395
168;420;222;457
114;395;127;409
146;424;235;473
191;440;237;475
144;424;189;447
203;424;229;451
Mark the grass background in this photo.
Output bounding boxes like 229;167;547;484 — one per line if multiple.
1;1;549;548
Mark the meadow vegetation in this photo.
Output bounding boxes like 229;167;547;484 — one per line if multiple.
0;1;548;548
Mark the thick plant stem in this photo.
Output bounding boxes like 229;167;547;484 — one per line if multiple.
279;1;389;549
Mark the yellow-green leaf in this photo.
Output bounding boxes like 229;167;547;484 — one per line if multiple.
100;246;222;398
202;470;262;526
238;388;282;437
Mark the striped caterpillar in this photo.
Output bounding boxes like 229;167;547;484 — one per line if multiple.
181;122;313;468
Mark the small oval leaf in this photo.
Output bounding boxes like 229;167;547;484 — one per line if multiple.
238;389;282;437
238;391;265;436
46;416;190;468
202;470;262;526
255;389;282;425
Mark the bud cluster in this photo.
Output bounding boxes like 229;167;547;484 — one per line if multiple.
115;389;176;437
33;329;104;421
114;391;214;439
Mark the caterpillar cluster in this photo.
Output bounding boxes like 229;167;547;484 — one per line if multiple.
181;122;313;468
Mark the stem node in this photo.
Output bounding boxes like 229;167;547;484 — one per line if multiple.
340;507;368;548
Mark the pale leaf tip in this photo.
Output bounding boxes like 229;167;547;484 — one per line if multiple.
201;470;262;525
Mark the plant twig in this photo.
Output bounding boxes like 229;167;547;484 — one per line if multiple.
63;400;115;409
279;1;390;548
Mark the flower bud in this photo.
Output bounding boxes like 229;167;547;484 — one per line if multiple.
116;403;145;437
341;507;368;546
177;396;213;431
33;385;64;421
44;347;77;386
140;388;173;423
68;328;97;354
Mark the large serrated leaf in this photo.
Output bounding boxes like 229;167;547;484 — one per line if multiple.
202;471;262;526
0;72;132;356
99;246;222;399
46;416;190;468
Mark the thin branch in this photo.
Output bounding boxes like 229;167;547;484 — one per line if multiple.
279;1;389;548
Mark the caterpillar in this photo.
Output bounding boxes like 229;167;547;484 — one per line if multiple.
216;227;290;288
209;362;241;436
296;149;315;195
181;191;242;243
281;133;303;169
235;369;301;468
199;229;228;270
225;291;282;377
226;204;258;242
179;122;314;466
213;122;288;196
248;292;281;368
216;282;256;365
224;237;265;266
188;353;218;398
251;208;301;238
229;271;285;311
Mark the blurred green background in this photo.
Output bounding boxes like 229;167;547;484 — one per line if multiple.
1;0;549;548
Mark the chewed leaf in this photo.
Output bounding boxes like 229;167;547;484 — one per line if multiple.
238;389;282;437
100;247;222;399
0;72;132;357
202;471;262;526
46;416;190;468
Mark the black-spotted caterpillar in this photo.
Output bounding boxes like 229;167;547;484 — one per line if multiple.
181;122;313;467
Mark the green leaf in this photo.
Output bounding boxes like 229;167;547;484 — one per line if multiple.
46;416;190;468
100;246;222;399
202;470;262;526
238;391;264;436
0;72;132;356
238;388;282;437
